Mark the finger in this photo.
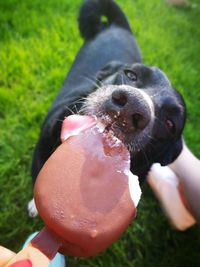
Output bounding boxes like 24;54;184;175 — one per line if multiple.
0;246;16;266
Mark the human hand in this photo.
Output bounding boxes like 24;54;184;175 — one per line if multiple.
0;245;50;267
0;246;15;267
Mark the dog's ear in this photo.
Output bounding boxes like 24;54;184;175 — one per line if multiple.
96;61;124;82
160;137;184;166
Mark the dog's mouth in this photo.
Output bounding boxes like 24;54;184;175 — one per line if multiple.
60;114;126;146
99;115;127;144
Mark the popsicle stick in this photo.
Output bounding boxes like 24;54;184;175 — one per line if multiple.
30;227;62;260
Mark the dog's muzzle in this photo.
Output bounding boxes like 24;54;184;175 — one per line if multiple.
103;86;154;134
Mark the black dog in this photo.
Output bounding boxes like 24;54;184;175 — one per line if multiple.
28;0;186;215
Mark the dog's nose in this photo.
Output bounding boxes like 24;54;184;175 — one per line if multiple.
110;89;151;131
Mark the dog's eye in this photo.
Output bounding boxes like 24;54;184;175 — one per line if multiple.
124;70;137;81
165;119;175;134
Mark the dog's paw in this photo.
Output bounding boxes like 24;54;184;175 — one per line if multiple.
27;198;38;218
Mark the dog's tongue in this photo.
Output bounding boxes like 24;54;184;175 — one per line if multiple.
61;115;97;142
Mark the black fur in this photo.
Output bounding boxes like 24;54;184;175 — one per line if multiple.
31;0;186;185
78;0;132;39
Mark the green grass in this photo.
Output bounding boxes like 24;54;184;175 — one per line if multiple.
0;0;200;266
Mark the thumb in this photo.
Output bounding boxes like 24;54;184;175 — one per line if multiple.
0;246;16;267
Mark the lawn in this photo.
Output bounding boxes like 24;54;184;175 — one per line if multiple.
0;0;200;266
